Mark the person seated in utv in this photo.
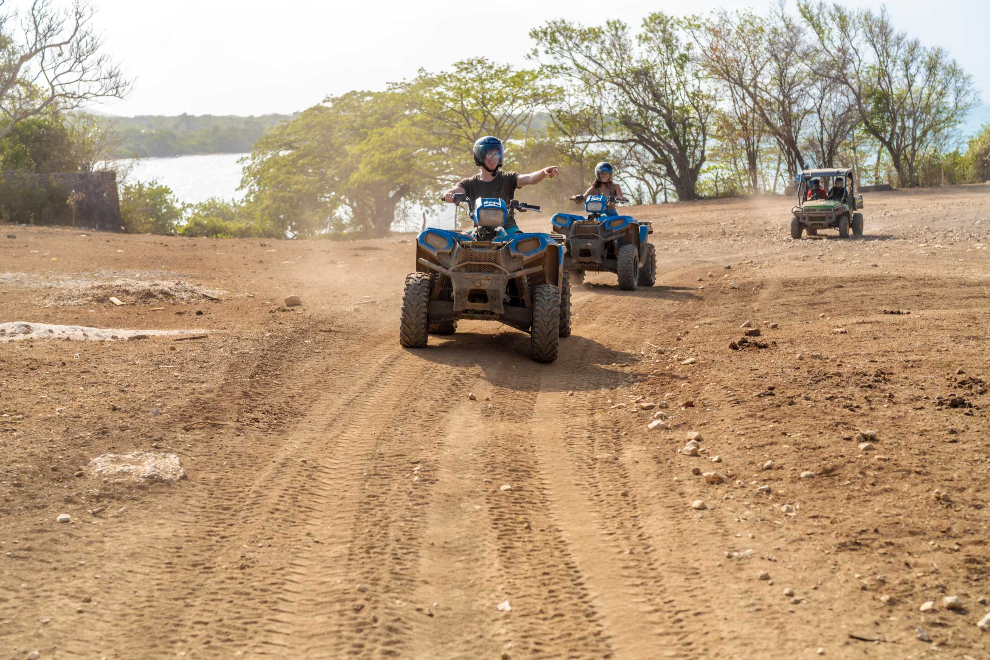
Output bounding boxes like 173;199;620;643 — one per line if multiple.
570;162;628;217
443;136;558;236
827;177;847;202
806;179;827;201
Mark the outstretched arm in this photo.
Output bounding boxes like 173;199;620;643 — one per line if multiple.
517;166;558;187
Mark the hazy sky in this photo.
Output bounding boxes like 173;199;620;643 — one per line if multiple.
49;0;989;117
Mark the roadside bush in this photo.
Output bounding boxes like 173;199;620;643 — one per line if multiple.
119;180;184;234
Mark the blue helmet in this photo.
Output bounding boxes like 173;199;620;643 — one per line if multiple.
473;136;504;171
595;161;614;182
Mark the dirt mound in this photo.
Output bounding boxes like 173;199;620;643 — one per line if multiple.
1;269;224;306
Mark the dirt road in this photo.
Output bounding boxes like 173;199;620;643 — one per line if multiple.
2;185;989;659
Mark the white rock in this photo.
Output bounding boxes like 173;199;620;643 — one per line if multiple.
56;513;71;524
800;471;815;479
703;472;727;485
497;600;512;612
500;484;512;491
88;452;185;484
977;612;990;631
648;419;667;430
763;460;774;470
920;601;935;612
468;393;477;401
686;432;702;442
757;485;771;494
691;500;707;510
711;456;722;463
915;627;931;642
740;320;753;328
683;444;700;457
944;596;964;610
640;402;656;410
781;504;795;514
611;403;627;409
27;652;39;660
681;357;697;365
783;587;794;597
816;648;824;655
758;570;771;581
858;442;876;452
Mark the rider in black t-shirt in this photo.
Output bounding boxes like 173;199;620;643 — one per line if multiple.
443;136;558;233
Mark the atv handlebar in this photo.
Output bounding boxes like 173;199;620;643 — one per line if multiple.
571;194;628;205
441;194;540;213
510;200;541;213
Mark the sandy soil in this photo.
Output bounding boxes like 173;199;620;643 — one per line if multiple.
1;184;989;660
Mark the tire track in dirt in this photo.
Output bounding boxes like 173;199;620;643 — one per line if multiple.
528;272;729;659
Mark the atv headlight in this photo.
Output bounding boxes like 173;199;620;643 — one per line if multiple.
477;208;505;227
424;232;451;250
585;198;605;213
513;238;540;254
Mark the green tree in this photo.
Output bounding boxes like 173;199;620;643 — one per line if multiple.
119;180;183;234
800;3;979;187
241;89;436;238
531;14;715;201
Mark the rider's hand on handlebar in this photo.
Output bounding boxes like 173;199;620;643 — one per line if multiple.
443;192;458;203
544;166;558;179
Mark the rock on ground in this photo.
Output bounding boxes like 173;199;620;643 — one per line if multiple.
88;452;186;483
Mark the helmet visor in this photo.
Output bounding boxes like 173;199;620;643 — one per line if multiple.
481;145;503;163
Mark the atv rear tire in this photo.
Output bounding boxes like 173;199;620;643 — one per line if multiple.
399;272;431;348
852;213;864;237
429;320;457;335
790;218;802;239
559;272;572;338
617;244;639;291
638;243;657;287
531;284;560;363
838;215;849;238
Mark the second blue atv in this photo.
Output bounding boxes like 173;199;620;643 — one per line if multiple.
552;194;656;290
399;194;570;363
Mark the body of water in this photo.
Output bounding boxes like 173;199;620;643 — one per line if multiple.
124;153;248;205
123;153;454;231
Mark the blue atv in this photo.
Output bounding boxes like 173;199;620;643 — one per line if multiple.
399;194;570;363
552;194;656;290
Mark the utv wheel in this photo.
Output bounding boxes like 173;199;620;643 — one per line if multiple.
570;269;585;286
559;272;572;338
616;244;639;291
638;243;657;287
399;272;431;348
838;215;849;238
429;320;457;335
852;213;864;237
530;284;560;363
790;218;803;239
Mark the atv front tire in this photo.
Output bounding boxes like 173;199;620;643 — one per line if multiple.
838;215;849;238
617;244;639;291
399;272;431;348
790;218;802;239
531;284;560;363
638;243;657;287
559;272;572;338
852;213;864;237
